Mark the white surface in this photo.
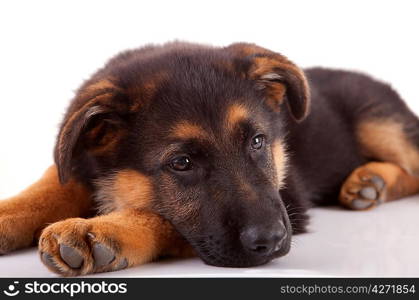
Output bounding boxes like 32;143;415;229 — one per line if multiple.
1;0;419;277
1;0;419;199
1;197;418;278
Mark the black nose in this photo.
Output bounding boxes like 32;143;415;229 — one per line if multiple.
240;222;287;256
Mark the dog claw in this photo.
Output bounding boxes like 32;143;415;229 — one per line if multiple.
87;232;95;240
361;176;370;182
359;187;377;200
59;244;83;269
93;243;115;268
348;188;359;194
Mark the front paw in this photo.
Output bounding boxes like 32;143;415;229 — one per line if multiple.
339;168;387;210
39;218;128;276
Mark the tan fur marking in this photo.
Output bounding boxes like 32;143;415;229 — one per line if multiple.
82;79;116;94
272;140;288;188
225;103;248;131
357;120;419;175
252;57;303;80
363;162;419;200
0;165;92;254
171;121;208;140
96;170;153;213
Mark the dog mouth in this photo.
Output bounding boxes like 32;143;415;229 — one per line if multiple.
190;232;292;268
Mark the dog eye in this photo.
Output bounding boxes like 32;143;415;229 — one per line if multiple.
251;135;265;150
170;156;193;171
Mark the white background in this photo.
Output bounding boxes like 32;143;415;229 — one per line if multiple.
0;0;419;277
1;0;419;198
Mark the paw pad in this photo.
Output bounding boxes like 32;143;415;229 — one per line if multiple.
92;243;115;268
340;173;386;210
60;244;83;269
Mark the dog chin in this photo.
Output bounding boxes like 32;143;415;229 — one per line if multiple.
201;255;272;268
198;245;291;268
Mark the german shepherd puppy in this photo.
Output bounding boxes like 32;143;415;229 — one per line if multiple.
1;42;419;276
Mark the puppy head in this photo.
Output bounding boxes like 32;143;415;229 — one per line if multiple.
54;42;310;267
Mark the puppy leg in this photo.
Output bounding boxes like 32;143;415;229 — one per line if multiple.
0;165;92;254
39;209;193;276
339;162;419;210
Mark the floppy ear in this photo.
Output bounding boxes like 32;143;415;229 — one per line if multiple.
54;79;127;184
227;43;310;121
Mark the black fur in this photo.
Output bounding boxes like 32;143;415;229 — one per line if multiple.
54;42;419;268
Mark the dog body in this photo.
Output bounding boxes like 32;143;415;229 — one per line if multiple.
1;42;419;275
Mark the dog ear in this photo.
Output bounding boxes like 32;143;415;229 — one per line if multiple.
54;79;127;184
227;43;310;121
